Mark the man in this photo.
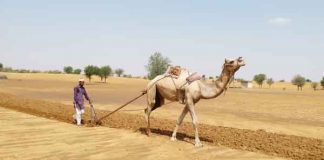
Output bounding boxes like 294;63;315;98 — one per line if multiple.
73;78;91;126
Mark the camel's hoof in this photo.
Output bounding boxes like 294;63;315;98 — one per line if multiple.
146;131;151;137
96;121;102;125
195;142;203;147
170;137;177;141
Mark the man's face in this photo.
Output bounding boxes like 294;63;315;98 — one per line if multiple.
79;81;85;86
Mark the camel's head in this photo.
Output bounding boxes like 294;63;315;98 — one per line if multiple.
223;57;245;73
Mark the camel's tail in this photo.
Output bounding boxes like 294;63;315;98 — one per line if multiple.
146;81;164;112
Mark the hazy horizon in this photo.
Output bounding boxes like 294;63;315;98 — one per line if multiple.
1;0;324;81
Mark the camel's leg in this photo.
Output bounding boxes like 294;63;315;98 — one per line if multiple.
144;107;152;136
171;106;189;141
188;104;203;147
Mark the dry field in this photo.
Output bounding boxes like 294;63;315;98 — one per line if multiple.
0;72;324;160
0;107;283;160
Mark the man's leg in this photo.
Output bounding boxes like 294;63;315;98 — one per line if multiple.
80;108;85;124
75;107;82;126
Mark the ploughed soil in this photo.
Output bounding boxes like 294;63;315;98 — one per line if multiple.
0;92;323;160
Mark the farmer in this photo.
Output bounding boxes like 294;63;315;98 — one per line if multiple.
73;78;92;126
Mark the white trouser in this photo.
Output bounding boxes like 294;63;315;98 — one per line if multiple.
74;107;85;125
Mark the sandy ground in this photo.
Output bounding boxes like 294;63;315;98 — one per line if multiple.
1;72;323;140
0;107;281;160
0;73;324;159
1;92;323;160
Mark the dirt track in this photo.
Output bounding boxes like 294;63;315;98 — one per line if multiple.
0;92;323;160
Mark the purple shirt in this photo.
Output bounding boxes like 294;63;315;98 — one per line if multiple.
73;85;90;107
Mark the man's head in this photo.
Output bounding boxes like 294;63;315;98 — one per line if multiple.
79;78;85;86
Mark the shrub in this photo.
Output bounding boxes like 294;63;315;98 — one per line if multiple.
266;78;274;88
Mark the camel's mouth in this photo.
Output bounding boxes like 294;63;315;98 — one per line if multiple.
237;57;246;66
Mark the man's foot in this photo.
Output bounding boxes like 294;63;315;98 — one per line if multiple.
146;129;151;136
170;136;177;141
195;141;203;147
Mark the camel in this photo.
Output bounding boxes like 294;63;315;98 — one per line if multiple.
144;57;245;147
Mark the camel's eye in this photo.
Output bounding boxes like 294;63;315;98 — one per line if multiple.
229;61;234;64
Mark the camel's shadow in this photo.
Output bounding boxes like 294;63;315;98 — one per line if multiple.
138;127;213;145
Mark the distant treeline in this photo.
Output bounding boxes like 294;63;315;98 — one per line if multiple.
0;62;64;74
0;63;133;82
0;52;168;82
0;67;63;74
252;73;324;91
1;52;324;89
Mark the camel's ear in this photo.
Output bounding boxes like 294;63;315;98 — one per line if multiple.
225;58;234;65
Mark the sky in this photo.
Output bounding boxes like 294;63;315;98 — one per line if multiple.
1;0;324;81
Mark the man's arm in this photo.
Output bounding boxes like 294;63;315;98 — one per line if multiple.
83;89;91;104
73;87;78;105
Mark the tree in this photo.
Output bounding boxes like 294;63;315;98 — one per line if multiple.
100;65;112;82
311;82;318;91
73;69;82;74
291;74;306;91
306;79;312;82
63;66;73;74
145;52;171;80
321;77;324;89
0;63;3;71
94;66;100;79
115;68;124;77
266;78;274;88
84;65;99;82
253;74;267;88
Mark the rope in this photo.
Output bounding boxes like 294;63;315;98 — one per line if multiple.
170;76;178;90
97;92;146;122
120;101;176;112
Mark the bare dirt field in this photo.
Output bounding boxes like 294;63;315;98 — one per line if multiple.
1;107;280;160
0;72;324;160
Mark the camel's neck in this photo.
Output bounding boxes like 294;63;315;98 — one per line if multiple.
199;68;232;99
